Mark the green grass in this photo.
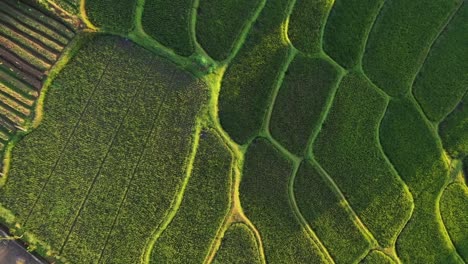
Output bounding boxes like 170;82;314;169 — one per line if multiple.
413;3;468;122
240;138;326;263
195;0;262;61
313;72;412;247
213;223;262;264
360;250;395;264
218;0;291;144
86;0;136;33
150;129;232;263
363;0;461;96
380;97;460;263
142;0;195;56
269;54;339;156
323;0;385;69
287;0;331;54
441;182;468;262
439;92;468;159
0;35;208;262
294;160;371;263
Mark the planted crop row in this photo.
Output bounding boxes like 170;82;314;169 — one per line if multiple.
269;55;339;156
413;3;468;122
195;0;262;61
0;36;209;263
380;98;460;263
150;129;232;263
313;73;412;247
441;182;468;262
363;0;461;96
288;0;332;54
323;0;385;69
240;138;326;263
86;0;137;33
142;0;195;56
218;0;292;143
439;92;468;159
360;250;395;264
294;160;371;263
213;223;262;264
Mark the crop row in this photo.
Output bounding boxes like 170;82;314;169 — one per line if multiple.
195;0;262;61
323;0;385;69
213;223;262;264
439;92;468;159
313;73;413;247
149;129;232;263
441;182;468;262
288;0;332;54
218;0;292;144
380;97;460;263
269;54;340;156
86;0;137;33
413;3;468;122
142;0;195;56
363;0;461;96
240;138;326;263
294;160;371;263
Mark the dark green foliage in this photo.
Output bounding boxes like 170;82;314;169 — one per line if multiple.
380;98;460;263
314;73;412;247
288;0;331;54
413;3;468;122
363;0;461;96
218;0;291;144
150;130;232;263
294;160;371;263
86;0;136;33
269;55;339;156
360;250;395;264
439;93;468;159
323;0;385;69
213;223;262;264
441;183;468;262
196;0;262;61
142;0;194;56
0;36;208;263
240;138;326;263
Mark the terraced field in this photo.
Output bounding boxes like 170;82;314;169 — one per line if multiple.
0;0;466;263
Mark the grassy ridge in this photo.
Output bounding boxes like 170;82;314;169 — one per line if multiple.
218;0;291;143
213;223;262;264
142;0;194;56
439;93;468;159
380;98;459;263
196;0;262;61
86;0;136;33
413;3;468;122
360;250;395;264
314;73;412;247
150;129;232;263
363;0;461;96
294;160;371;263
323;0;385;69
269;55;339;156
240;138;326;263
287;0;331;54
441;183;468;262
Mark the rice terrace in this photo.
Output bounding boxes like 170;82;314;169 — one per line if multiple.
0;0;466;263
